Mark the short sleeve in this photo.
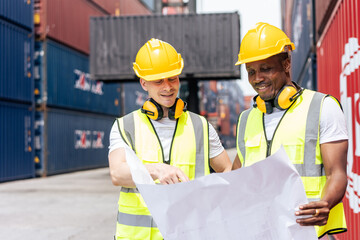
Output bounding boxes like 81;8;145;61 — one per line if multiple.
209;123;225;158
319;97;348;144
108;120;127;155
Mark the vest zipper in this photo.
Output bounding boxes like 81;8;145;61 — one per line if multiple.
147;117;166;164
264;108;291;157
168;119;179;165
262;114;272;157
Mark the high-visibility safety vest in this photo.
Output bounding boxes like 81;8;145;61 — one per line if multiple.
236;89;347;238
115;109;210;240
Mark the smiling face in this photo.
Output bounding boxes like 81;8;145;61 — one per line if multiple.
140;76;180;117
246;54;292;101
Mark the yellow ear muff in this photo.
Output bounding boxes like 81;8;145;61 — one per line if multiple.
168;98;186;120
141;98;163;120
254;95;267;113
274;85;298;110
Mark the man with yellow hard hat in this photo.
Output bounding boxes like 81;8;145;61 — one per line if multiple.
233;22;348;239
108;38;232;239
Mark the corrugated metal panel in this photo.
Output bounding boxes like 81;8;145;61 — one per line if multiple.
315;0;339;41
35;40;121;116
0;100;34;182
281;0;295;38
317;0;360;239
0;0;33;31
35;0;107;54
291;0;314;83
92;0;152;15
0;19;33;103
35;108;114;176
122;82;148;114
296;54;316;90
90;13;241;81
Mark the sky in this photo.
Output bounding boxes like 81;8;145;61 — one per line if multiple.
196;0;282;96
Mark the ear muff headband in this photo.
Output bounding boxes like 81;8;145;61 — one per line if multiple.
141;98;186;120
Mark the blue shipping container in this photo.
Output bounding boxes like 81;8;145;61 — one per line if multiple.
296;54;317;91
35;108;114;176
0;0;33;31
291;0;314;83
0;18;33;103
122;82;148;115
34;40;121;116
0;100;35;182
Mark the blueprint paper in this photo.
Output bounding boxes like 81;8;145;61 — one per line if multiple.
124;146;318;240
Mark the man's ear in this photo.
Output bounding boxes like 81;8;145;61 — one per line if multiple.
282;58;291;73
139;78;148;91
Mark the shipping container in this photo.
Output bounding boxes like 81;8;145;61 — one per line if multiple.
122;82;148;115
0;18;33;103
34;40;121;116
314;0;339;41
34;0;151;54
92;0;152;15
198;80;244;149
34;0;107;54
290;0;315;83
296;54;317;90
217;81;244;149
34;108;114;176
0;0;33;31
281;0;295;38
90;13;241;81
0;100;34;182
317;0;360;239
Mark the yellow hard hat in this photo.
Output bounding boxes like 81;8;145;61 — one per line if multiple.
235;22;295;65
133;38;184;81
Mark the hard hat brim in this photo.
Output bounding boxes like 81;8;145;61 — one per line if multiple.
235;53;277;65
134;59;184;81
235;42;295;65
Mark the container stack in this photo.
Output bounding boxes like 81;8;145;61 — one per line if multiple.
33;0;149;176
0;0;35;182
316;1;360;239
289;0;316;90
199;80;244;149
283;0;360;238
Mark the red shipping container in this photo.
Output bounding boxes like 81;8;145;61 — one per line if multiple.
317;0;360;239
92;0;151;16
35;0;151;54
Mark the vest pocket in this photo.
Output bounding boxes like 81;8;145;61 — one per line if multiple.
174;162;195;179
282;143;304;164
244;134;263;165
301;176;322;199
141;148;162;164
119;192;148;210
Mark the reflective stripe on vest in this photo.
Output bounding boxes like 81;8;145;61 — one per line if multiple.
236;89;347;237
115;110;209;239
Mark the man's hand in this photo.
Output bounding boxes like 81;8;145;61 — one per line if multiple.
146;163;190;184
295;200;330;226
